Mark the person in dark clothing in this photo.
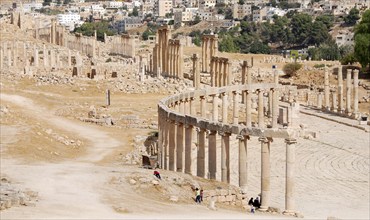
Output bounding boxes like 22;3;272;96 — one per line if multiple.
253;197;261;209
248;197;255;213
153;170;161;180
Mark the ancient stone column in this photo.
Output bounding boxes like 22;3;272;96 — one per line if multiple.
268;90;273;118
233;91;239;124
169;121;176;171
202;37;205;72
324;67;330;110
241;61;247;85
246;90;252;127
43;46;48;67
337;66;344;112
185;124;193;174
212;95;218;121
247;65;252;85
353;69;359;116
220;132;231;183
284;138;297;214
163;119;169;169
200;96;207;117
191;54;200;89
204;38;209;72
12;41;17;67
34;46;38;67
222;93;228;123
272;89;279;128
258;90;265;128
332;91;337;112
317;92;323;109
176;123;184;173
259;137;271;211
7;48;11;67
274;69;279;85
68;50;71;67
0;48;3;69
208;130;217;180
346;69;352;114
178;43;184;79
197;128;206;178
238;135;248;193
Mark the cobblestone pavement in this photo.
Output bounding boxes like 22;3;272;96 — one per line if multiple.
228;111;369;219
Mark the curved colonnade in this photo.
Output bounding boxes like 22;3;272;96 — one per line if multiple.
157;82;300;214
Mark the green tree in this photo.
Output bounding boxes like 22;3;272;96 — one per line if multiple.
193;15;201;25
43;0;52;6
283;62;302;77
74;21;116;41
315;14;334;30
354;10;370;69
238;0;245;5
344;8;360;26
290;13;313;46
219;34;237;52
309;21;331;46
132;6;139;17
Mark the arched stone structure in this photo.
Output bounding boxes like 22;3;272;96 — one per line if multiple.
157;80;301;213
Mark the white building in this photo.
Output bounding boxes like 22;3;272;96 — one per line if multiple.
91;4;105;14
266;7;286;20
57;13;81;25
108;1;123;8
335;31;354;47
157;0;172;17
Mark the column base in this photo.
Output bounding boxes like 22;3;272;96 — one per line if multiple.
259;206;268;212
283;210;295;215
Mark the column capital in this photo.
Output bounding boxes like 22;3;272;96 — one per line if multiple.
236;135;250;141
195;127;206;132
218;131;231;137
285;138;297;145
184;124;193;129
207;130;217;135
259;136;272;143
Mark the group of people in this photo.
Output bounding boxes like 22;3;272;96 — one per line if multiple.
248;197;261;213
195;188;204;204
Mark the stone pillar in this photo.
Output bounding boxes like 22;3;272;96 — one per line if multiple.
238;135;248;193
197;128;206;178
324;67;330;110
200;96;207;118
337;66;343;113
233;91;239;124
212;95;218;121
176;123;184;172
34;45;38;67
184;124;193;174
7;48;11;67
332;91;337;112
353;69;359;116
208;131;217;180
12;41;17;67
202;37;205;72
68;50;71;67
272;89;279;128
258;90;265;128
247;65;252;85
259;137;271;211
0;48;3;69
222;93;228;123
284;138;297;214
169;121;176;171
178;43;184;79
246;90;252;127
43;45;48;67
317;92;322;109
346;69;352;114
191;54;200;89
220;132;231;183
163;119;169;169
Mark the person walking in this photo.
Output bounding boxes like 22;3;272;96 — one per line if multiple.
195;188;201;204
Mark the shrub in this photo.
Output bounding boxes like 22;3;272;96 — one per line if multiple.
283;62;302;77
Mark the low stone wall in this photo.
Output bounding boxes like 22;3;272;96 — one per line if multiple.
202;188;249;208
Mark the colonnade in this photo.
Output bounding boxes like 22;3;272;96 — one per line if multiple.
305;66;361;119
152;25;171;76
0;41;80;70
158;81;299;213
202;34;218;73
210;56;232;87
166;39;183;78
105;34;136;58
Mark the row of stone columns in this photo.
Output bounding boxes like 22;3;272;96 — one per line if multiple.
202;34;218;73
152;26;171;76
0;41;75;69
158;111;297;213
167;39;183;79
65;34;96;58
210;57;232;87
107;34;135;58
316;67;360;118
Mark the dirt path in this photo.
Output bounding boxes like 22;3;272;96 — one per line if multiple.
1;93;288;219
